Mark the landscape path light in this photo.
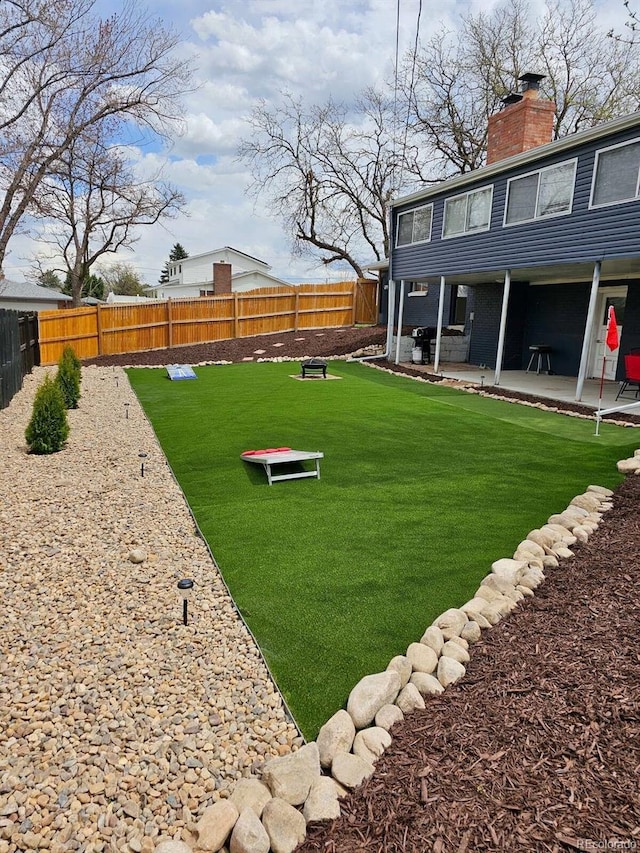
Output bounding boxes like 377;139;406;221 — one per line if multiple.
177;579;195;625
124;402;130;419
139;452;147;477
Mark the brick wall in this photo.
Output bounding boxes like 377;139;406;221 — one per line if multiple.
487;93;555;165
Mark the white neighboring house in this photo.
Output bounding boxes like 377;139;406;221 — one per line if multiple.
0;279;72;312
148;246;293;299
105;292;156;304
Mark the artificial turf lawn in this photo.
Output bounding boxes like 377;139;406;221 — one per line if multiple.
128;360;637;738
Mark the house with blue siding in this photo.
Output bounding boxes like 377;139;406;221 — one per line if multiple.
389;74;640;400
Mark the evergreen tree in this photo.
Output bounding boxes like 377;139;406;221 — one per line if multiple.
159;243;189;285
25;374;69;454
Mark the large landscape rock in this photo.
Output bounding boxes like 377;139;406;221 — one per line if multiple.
230;778;272;818
262;742;320;806
409;672;444;696
196;800;240;852
437;656;466;687
441;640;470;664
353;727;393;764
316;710;356;769
433;608;468;639
303;777;341;823
346;671;401;729
405;642;438;673
386;655;413;686
375;703;404;730
229;807;270;853
395;682;426;713
262;798;306;853
420;625;445;654
331;752;375;789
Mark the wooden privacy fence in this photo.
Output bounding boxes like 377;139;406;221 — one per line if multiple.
38;280;378;365
0;309;40;409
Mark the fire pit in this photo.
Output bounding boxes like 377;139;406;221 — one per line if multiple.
301;358;328;378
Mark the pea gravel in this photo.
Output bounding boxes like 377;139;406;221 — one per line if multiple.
0;366;302;853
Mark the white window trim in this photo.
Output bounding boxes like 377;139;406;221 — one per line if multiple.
503;158;577;227
441;185;493;240
589;136;640;210
396;203;433;247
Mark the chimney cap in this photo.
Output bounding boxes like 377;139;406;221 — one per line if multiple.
519;72;546;91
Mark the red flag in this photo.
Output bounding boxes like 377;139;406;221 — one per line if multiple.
605;306;619;352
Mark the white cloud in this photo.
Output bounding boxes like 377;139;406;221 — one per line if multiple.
5;0;631;288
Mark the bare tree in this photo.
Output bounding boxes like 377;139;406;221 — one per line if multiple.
32;128;184;305
0;0;192;277
239;89;410;278
401;0;640;175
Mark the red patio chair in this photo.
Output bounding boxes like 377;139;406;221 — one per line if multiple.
615;350;640;400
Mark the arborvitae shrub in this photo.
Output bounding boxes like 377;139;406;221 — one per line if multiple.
25;374;70;454
56;345;81;409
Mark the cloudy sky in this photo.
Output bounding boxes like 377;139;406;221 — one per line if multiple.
5;0;630;287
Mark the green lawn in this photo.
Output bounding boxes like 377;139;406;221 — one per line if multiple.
128;361;636;738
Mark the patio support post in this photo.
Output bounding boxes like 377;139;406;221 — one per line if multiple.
385;279;396;358
433;276;446;374
576;261;601;401
494;269;511;386
395;280;406;364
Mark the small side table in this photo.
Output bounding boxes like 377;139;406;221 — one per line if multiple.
301;358;328;378
526;345;552;374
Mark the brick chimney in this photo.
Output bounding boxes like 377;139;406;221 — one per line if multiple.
213;261;232;294
486;73;555;166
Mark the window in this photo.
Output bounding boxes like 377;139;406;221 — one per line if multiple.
408;283;429;297
451;285;468;324
504;160;576;225
396;204;433;246
443;187;492;237
591;139;640;207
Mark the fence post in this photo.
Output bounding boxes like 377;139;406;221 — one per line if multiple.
233;293;239;338
351;281;358;326
96;305;103;356
294;290;300;332
167;298;173;348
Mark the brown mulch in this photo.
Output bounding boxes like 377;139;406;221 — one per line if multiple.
89;328;640;850
82;326;388;367
297;475;640;853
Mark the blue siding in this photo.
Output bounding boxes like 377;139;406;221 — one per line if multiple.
391;124;640;280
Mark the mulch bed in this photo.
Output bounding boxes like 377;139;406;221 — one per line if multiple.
297;475;640;853
82;326;388;368
89;328;640;850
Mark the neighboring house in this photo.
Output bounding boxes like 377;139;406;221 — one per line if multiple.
0;279;72;312
105;292;155;304
389;73;640;399
148;247;292;299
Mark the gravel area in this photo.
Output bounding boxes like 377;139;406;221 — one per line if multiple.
0;366;302;853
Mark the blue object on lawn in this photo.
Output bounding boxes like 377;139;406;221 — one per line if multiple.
166;364;197;380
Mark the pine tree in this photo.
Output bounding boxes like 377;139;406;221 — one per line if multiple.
159;243;189;285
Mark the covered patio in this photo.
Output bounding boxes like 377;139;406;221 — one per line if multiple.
404;361;640;413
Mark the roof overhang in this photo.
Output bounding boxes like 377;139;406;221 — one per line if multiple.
404;257;640;287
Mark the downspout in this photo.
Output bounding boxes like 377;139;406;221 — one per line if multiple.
394;280;406;364
494;269;511;387
576;261;601;401
433;276;446;374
